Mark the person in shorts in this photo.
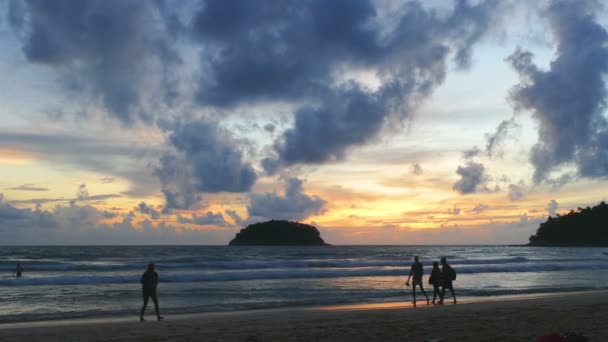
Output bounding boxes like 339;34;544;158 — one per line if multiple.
405;256;429;306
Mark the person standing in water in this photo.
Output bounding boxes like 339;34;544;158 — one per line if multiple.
405;256;429;306
428;261;442;304
140;263;164;322
438;257;457;304
13;263;23;278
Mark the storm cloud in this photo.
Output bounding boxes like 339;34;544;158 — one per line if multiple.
453;161;489;194
9;0;178;124
156;120;257;210
191;0;499;167
507;0;608;183
177;212;227;226
248;178;327;221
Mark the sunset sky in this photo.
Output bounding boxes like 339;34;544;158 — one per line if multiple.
1;0;607;244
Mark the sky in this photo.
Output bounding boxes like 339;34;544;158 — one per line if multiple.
1;0;608;245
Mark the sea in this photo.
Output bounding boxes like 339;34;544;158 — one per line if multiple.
1;245;607;323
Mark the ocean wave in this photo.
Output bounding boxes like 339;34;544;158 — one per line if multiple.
0;255;605;273
2;262;608;286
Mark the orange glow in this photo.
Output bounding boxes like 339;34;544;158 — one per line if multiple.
0;148;37;164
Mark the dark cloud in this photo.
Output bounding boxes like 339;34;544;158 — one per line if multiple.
100;177;116;184
9;0;178;124
177;212;227;226
453;161;489;194
192;0;499;167
260;157;280;176
0;193;235;244
10;197;67;205
263;124;275;133
546;199;559;217
0;194;58;231
507;181;526;201
471;203;489;214
248;178;327;221
485;118;519;158
462;146;481;159
157;120;257;210
5;184;49;192
507;0;608;183
136;202;161;220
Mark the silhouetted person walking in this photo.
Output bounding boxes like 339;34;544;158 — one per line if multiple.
428;261;441;304
13;263;23;278
438;257;457;304
405;256;429;306
140;263;163;322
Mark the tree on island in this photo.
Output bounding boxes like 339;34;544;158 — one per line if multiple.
229;220;329;246
529;201;608;246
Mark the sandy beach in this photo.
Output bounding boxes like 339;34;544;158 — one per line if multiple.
0;291;606;341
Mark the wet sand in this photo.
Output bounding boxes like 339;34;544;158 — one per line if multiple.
0;291;606;341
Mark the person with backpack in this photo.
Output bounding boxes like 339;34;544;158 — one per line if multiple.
140;263;164;322
438;257;457;304
405;256;430;306
428;261;442;304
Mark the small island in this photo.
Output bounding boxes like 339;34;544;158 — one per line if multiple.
528;201;608;246
229;220;330;246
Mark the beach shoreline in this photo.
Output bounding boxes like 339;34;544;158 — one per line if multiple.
1;290;606;341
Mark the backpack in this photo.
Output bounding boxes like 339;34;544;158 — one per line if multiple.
449;266;456;281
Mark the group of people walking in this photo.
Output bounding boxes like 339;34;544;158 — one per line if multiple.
14;257;455;321
405;256;457;306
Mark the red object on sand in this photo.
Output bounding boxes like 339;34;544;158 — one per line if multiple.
536;333;562;342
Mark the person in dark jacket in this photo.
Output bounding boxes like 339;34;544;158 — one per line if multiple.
428;261;441;304
140;263;164;321
438;257;457;304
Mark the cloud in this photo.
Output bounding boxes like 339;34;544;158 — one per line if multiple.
462;146;481;159
471;203;489;214
507;181;526;201
100;177;116;184
248;178;327;221
485;118;519;158
0;193;235;245
0;131;163;197
546;199;559;217
177;212;227;226
76;184;89;200
507;0;608;183
156;120;257;210
191;0;499;168
263;124;275;133
10;197;67;205
447;205;461;215
136;202;161;220
411;163;423;175
225;209;245;227
9;0;179;125
5;184;49;192
320;215;544;245
453;161;489;194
